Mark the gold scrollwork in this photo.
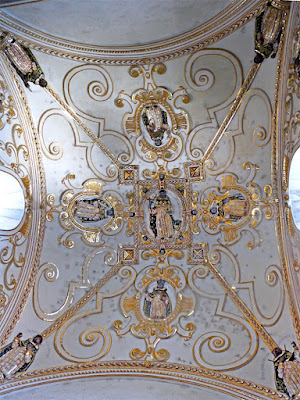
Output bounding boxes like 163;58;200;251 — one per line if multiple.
52;262;136;362
0;121;33;296
46;176;126;247
114;260;195;360
54;309;112;363
63;64;113;122
130;336;169;362
189;243;283;370
188;257;258;370
115;63;190;164
197;172;274;247
0;78;16;128
185;49;243;170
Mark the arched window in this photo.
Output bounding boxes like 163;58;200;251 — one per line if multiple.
0;171;25;231
289;148;300;230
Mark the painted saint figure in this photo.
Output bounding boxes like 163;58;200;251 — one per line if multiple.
0;333;42;381
142;104;170;146
148;190;181;239
254;2;285;63
73;197;114;223
0;32;47;88
143;280;172;320
272;343;300;399
210;193;249;224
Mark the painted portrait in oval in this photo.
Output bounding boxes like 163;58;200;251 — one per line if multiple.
146;189;182;240
72;195;114;228
140;103;171;147
141;279;175;321
209;191;249;225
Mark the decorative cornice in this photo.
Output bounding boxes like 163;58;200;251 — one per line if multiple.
0;0;266;65
0;55;46;345
0;361;285;399
271;2;300;341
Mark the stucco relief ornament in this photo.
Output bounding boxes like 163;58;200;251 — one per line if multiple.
254;0;289;64
287;26;300;99
198;170;274;247
128;173;192;251
0;333;42;381
46;175;125;246
0;31;47;88
115;63;190;163
113;258;196;361
272;342;300;399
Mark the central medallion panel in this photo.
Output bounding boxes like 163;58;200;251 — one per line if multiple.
134;176;191;250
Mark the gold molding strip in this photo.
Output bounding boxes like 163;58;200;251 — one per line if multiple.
0;1;266;65
41;263;121;339
202;62;261;163
45;84;121;168
271;3;300;342
205;260;278;351
0;361;284;399
0;54;47;346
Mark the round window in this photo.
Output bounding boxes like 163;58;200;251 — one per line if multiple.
0;171;25;231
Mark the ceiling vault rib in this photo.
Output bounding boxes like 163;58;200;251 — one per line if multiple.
204;260;278;351
202;62;261;163
44;84;121;169
0;1;266;64
40;263;121;340
0;1;299;397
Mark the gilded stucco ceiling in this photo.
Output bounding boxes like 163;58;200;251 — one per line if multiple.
0;0;299;399
0;0;232;46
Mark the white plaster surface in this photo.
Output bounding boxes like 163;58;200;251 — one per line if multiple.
1;0;232;46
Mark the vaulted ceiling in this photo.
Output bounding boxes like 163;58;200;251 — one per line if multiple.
0;0;299;398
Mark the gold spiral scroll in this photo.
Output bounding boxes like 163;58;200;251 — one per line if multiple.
204;260;278;352
41;263;121;340
44;84;121;169
202;62;260;163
